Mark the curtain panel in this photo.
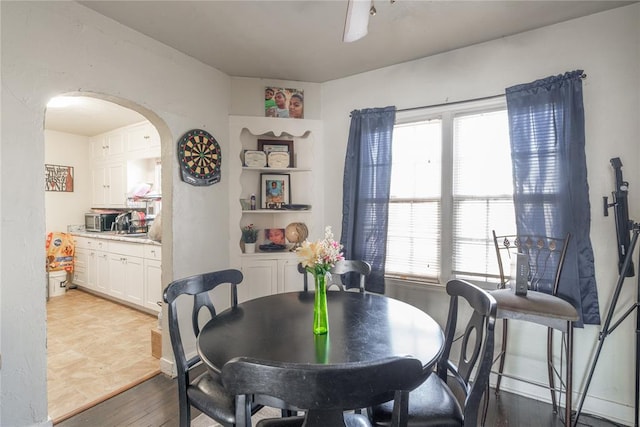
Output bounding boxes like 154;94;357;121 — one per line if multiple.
506;70;600;326
340;107;396;294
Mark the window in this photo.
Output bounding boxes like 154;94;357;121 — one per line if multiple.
386;104;515;285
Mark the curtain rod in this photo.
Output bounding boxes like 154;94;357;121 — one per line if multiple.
396;93;505;113
396;73;587;114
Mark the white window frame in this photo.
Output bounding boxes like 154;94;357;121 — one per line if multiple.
386;97;511;289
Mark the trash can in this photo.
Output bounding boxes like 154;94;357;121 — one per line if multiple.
48;270;67;297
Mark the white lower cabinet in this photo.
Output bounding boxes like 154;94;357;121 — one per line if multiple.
73;235;161;313
280;258;306;293
239;256;304;302
72;248;88;287
143;245;162;313
94;250;110;293
107;241;144;305
239;259;278;303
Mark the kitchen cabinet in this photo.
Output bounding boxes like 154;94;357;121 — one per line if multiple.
90;131;125;162
73;236;108;292
92;161;126;208
143;245;162;313
127;122;160;158
108;241;144;305
89;121;161;209
229;116;322;301
72;248;88;287
93;250;110;293
72;234;161;313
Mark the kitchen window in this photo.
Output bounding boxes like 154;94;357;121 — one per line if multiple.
385;102;515;285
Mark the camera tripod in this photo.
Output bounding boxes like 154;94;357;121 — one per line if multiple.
573;222;640;427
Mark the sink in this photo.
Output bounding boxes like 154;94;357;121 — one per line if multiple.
104;232;148;238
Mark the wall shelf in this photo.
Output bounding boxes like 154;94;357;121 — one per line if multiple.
229;115;323;300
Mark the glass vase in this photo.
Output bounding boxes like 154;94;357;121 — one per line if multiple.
313;272;329;335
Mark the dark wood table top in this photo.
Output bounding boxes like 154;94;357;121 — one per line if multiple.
197;291;444;373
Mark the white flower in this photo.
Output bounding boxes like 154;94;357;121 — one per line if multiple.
296;226;344;276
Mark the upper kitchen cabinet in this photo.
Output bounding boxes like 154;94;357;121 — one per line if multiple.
92;162;126;208
126;122;161;159
89;121;161;209
91;131;125;162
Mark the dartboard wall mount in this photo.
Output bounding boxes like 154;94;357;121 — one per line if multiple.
177;129;222;186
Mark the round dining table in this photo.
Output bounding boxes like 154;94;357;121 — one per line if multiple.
197;291;445;374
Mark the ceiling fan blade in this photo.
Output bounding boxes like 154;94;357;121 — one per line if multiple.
343;0;370;43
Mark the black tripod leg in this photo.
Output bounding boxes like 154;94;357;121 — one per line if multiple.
573;228;640;427
636;272;639;427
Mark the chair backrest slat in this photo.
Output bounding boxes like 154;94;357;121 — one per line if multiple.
437;279;497;425
222;355;424;412
298;259;372;293
492;231;570;295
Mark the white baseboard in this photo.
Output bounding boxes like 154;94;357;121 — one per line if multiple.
490;375;634;426
160;356;176;377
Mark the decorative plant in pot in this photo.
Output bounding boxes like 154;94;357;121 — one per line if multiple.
241;224;259;253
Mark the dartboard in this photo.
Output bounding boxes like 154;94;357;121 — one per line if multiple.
177;129;221;186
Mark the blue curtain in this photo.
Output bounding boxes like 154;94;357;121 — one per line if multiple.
340;107;396;294
506;70;600;326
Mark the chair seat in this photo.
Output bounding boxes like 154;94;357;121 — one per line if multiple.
257;413;372;427
188;371;235;425
490;289;579;330
369;374;464;427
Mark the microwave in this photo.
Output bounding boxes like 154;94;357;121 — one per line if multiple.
85;213;118;232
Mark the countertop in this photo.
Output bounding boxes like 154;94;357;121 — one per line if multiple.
71;231;161;246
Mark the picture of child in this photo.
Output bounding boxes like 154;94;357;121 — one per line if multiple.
264;228;286;245
266;180;283;204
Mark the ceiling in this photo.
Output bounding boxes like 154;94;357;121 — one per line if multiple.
46;0;634;136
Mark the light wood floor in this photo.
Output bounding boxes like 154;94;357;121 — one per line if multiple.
47;288;160;424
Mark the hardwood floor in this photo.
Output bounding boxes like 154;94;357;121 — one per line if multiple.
57;364;622;427
47;288;160;424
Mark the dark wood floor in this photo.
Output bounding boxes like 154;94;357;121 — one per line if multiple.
57;368;623;427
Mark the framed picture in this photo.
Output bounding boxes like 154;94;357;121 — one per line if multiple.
258;139;294;167
264;228;286;245
261;173;291;209
45;164;74;192
264;87;304;119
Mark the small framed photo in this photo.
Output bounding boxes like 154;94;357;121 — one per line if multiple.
258;139;294;167
264;228;286;245
261;173;291;209
264;87;304;119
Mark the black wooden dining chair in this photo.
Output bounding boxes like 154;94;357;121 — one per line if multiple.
485;232;578;426
164;269;261;427
222;355;426;427
368;279;497;427
298;260;371;293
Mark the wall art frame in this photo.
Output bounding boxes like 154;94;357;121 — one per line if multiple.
45;164;74;192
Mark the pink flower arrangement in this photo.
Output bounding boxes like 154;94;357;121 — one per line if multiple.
296;226;344;276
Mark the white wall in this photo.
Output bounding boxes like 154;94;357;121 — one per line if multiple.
1;2;231;425
2;1;638;425
44;130;91;234
321;4;640;424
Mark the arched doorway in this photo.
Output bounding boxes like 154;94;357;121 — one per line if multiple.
44;93;167;423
